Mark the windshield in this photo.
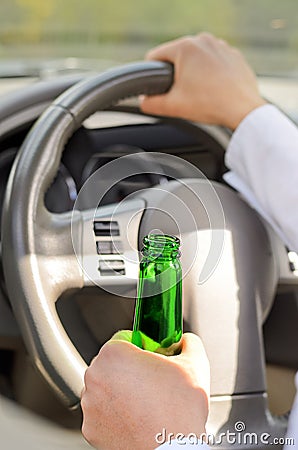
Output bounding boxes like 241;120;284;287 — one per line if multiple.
1;0;298;78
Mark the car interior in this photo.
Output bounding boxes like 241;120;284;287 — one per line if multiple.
1;1;298;448
0;61;296;450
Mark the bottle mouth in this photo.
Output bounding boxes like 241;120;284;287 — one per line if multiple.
142;234;181;258
143;234;180;248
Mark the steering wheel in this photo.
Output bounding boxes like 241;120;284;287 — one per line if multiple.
1;61;288;446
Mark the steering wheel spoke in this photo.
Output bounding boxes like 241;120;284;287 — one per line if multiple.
36;209;84;301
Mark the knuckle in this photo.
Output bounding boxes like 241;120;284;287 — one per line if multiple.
84;365;95;388
197;32;216;43
100;341;118;359
98;340;126;365
218;38;228;46
178;35;196;50
176;36;198;58
97;341;118;365
83;368;89;386
81;420;87;438
80;391;87;412
81;421;93;446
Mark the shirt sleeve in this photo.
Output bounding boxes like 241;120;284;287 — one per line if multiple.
224;104;298;252
156;437;209;449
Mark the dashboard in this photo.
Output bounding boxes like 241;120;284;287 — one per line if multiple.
0;109;227;217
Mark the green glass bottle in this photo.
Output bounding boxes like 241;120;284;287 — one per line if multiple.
132;234;183;356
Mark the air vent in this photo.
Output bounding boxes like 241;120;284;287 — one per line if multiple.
93;221;119;237
96;240;123;255
98;259;125;275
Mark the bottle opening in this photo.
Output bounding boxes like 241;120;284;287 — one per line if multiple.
142;234;180;259
143;233;180;248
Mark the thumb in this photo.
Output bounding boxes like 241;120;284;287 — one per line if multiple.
110;329;133;343
180;333;208;358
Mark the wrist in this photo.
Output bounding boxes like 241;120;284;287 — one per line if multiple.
227;97;267;130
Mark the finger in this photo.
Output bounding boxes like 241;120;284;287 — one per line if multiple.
180;332;208;359
86;336;137;374
195;32;231;55
218;38;228;46
140;93;174;117
145;41;178;63
109;330;160;354
110;329;133;343
145;36;192;62
196;31;217;41
101;335;143;359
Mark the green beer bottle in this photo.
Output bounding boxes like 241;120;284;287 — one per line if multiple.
132;234;183;356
